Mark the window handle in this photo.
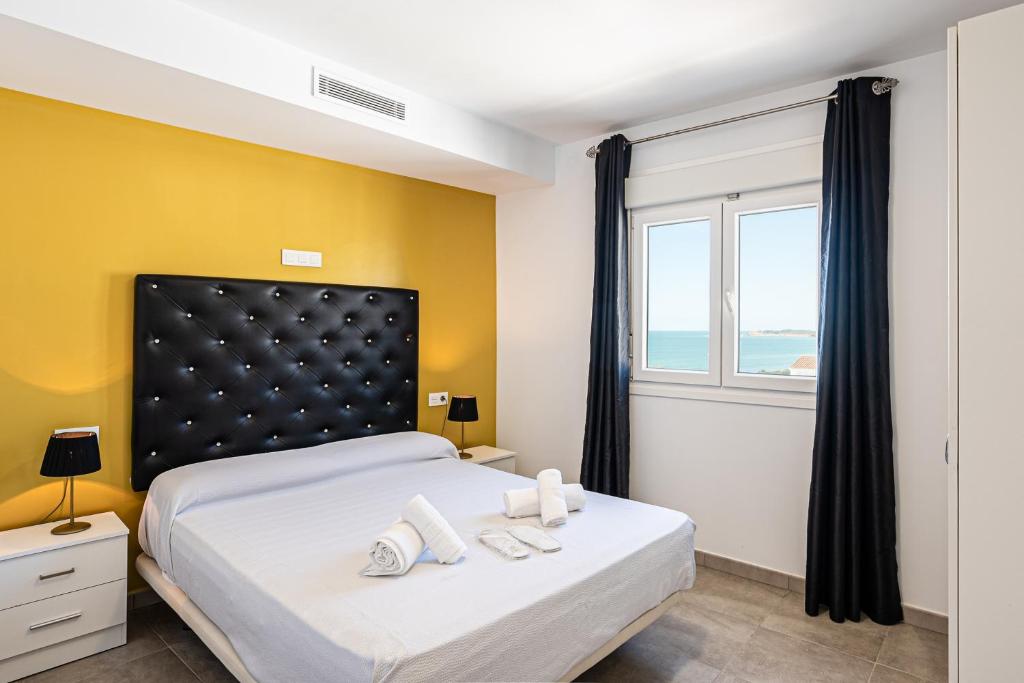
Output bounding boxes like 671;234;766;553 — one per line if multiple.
725;290;737;315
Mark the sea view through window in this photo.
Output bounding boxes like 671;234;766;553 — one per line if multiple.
644;201;818;377
647;329;816;375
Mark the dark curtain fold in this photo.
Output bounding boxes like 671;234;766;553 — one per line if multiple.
581;134;632;498
805;78;903;625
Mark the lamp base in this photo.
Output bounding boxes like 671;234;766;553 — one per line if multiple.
51;520;91;535
459;451;472;460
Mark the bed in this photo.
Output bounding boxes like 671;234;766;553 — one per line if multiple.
130;275;696;682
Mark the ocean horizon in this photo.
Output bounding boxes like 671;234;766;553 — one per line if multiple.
648;330;817;375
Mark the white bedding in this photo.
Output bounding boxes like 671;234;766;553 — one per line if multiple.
139;432;696;682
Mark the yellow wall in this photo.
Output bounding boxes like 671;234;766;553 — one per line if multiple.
0;87;496;588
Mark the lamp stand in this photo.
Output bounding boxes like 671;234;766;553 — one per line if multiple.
51;476;91;535
459;422;471;459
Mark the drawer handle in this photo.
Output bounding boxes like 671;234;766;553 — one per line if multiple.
39;568;75;581
29;611;82;631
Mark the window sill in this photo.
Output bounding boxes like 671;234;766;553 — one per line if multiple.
629;380;816;410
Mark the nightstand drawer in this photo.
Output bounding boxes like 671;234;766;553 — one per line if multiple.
0;579;126;661
0;536;126;610
484;457;516;473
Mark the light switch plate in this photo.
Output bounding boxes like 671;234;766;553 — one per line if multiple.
54;425;100;443
282;249;322;268
428;392;449;407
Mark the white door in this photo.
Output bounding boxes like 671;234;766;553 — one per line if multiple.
955;3;1024;679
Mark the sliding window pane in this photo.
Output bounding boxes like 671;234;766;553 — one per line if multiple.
737;205;818;376
647;219;711;372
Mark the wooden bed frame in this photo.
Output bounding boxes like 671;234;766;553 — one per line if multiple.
136;553;680;682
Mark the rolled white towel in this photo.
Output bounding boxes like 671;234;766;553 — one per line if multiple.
360;520;425;577
401;494;467;564
503;484;587;518
537;469;569;527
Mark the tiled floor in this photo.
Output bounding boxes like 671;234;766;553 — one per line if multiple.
578;568;948;683
21;567;948;682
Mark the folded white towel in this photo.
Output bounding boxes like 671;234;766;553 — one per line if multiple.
503;484;587;518
401;494;467;564
537;469;569;527
361;520;425;577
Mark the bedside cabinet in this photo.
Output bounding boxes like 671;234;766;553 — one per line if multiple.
0;512;128;682
462;446;517;473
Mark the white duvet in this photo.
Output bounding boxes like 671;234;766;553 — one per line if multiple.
139;432;696;682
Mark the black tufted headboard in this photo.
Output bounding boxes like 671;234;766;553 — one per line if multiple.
131;274;419;491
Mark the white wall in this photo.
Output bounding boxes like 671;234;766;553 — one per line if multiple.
497;51;948;614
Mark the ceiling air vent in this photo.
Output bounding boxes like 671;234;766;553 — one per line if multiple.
312;67;407;122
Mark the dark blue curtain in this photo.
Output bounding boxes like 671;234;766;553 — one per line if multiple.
805;78;903;624
581;134;632;498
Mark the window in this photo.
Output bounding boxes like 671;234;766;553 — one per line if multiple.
631;185;820;395
633;201;721;386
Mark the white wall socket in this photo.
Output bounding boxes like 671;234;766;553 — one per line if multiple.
428;392;449;407
282;248;322;268
54;425;100;443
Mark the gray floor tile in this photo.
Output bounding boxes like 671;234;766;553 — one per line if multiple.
576;599;756;682
877;624;948;682
576;639;722;683
654;602;760;669
713;674;751;683
167;632;236;683
79;649;196;683
141;603;195;647
869;664;927;682
762;592;890;661
722;627;875;683
678;567;788;625
21;615;166;683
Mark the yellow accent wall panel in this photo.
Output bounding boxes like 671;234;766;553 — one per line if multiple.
0;87;496;589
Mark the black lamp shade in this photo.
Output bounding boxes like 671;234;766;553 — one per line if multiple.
41;432;101;478
447;395;479;423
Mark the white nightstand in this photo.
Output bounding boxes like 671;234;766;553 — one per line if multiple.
0;512;128;682
461;446;517;474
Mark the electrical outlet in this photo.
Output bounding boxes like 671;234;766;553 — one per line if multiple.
54;425;100;443
282;248;322;268
428;392;449;407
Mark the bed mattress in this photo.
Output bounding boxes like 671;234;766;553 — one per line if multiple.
139;432;696;682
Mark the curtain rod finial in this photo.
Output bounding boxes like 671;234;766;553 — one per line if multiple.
585;145;600;158
872;77;899;95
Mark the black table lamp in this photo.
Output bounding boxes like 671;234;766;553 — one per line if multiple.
41;432;101;535
447;395;478;459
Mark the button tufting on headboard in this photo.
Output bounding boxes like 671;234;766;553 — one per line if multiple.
130;274;419;491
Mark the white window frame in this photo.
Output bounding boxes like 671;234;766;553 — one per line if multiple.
629;183;821;406
722;185;820;393
630;200;722;386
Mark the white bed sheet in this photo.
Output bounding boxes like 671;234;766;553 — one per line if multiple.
139;432;696;682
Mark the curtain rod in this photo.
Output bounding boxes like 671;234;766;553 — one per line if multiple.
585;77;898;158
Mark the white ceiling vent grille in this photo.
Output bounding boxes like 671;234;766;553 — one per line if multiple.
312;67;406;122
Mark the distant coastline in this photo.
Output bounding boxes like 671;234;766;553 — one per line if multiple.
647;330;817;375
745;329;816;338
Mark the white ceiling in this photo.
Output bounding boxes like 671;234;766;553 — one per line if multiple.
179;0;1016;143
0;1;555;194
